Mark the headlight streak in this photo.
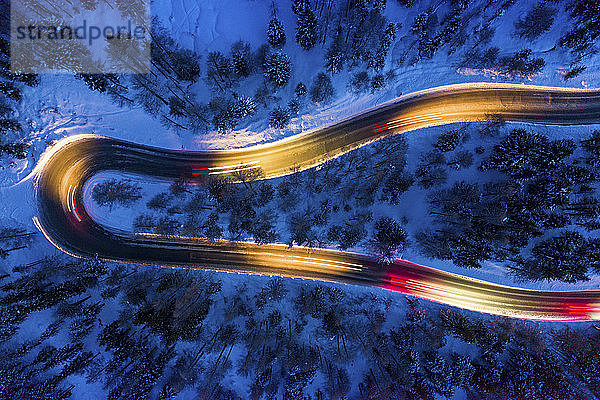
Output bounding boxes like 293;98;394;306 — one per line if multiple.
372;112;447;133
191;160;261;175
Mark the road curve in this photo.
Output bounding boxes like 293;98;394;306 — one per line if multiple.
33;83;600;321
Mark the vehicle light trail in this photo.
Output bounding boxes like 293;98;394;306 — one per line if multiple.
33;83;600;321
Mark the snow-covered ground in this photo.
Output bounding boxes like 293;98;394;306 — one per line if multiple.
2;1;600;397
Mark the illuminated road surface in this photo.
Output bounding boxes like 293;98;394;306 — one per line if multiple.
33;83;600;321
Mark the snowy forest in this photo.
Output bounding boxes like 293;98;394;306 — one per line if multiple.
2;0;600;399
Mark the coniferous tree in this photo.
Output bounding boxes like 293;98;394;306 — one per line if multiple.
415;165;447;189
514;231;594;282
0;119;21;135
264;51;292;87
231;41;253;78
581;130;600;167
206;51;234;91
350;71;370;94
560;0;600;58
0;82;21;102
230;95;257;119
295;82;307;96
168;48;202;82
92;179;142;208
514;3;557;41
251;210;278;244
370;73;386;92
309;72;334;103
435;129;462;152
448;151;473;169
288;98;300;115
498;49;545;78
269;106;291;129
381;170;414;204
295;7;318;50
564;65;586;80
325;33;344;74
268;17;286;48
368;23;397;71
372;216;408;260
204;212;223;240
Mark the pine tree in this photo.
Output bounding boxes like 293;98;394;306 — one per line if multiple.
0;81;22;101
269;106;291;129
296;8;318;50
292;0;310;15
268;17;286;48
204;212;223;240
565;196;600;219
368;23;397;71
481;128;562;179
231;41;252;77
370;73;385;91
264;51;291;87
498;49;545;78
168;48;202;82
257;182;275;206
309;72;334;103
288;98;300;115
350;71;370;93
295;82;307;96
206;51;234;91
185;102;211;133
372;216;407;260
514;3;557;41
581;130;600;167
289;212;318;247
251;210;278;244
147;192;171;210
212;96;257;132
515;231;592;282
415;165;447;189
76;73;111;92
325;34;344;74
230;95;257;119
325;49;344;74
564;65;586;80
155;216;180;235
448;150;473;169
559;0;600;57
92;179;142;208
381;170;414;204
435;128;463;152
168;96;186;117
0;118;21;134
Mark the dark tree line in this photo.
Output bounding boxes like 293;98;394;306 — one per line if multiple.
417;126;600;282
0;33;35;159
2;219;600;399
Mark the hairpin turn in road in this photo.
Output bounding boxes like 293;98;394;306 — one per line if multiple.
33;83;600;321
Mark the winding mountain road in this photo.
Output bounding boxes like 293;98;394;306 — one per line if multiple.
33;83;600;321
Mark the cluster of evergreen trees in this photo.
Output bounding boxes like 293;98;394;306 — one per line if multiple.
72;0;405;135
2;244;600;399
126;135;411;260
0;32;35;159
417;125;600;283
